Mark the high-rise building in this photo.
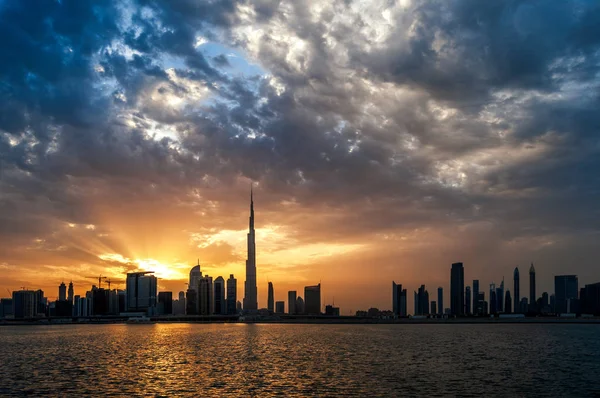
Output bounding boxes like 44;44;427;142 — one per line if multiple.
473;280;479;315
550;294;556;313
296;296;305;314
198;275;213;315
190;261;202;292
1;298;14;318
243;188;258;311
415;285;429;315
12;290;35;319
288;291;297;314
126;272;157;312
275;301;285;314
158;292;173;315
580;282;600;315
268;282;274;312
392;282;407;317
505;290;512;314
554;275;578;314
437;287;443;315
414;291;418;315
450;262;465;316
520;297;528;314
465;286;471;315
513;267;520;313
476;292;485;315
431;301;437;315
529;263;536;312
496;279;504;313
58;282;67;302
67;281;74;305
305;284;321;315
489;284;497;314
34;289;46;316
214;276;225;315
226;275;237;315
186;289;197;315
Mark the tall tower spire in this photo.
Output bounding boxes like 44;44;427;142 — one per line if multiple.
243;184;258;311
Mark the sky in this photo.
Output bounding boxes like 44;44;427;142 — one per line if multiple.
1;0;600;313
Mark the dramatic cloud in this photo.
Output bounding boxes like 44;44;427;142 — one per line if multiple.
1;0;600;311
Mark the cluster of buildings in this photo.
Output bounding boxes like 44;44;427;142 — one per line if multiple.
3;191;599;321
1;189;329;320
390;262;600;318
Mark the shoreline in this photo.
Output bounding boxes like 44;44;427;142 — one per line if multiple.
2;316;600;326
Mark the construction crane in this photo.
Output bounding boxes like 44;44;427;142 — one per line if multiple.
105;278;124;291
85;275;107;289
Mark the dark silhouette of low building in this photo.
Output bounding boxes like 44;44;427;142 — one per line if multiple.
555;275;578;314
158;292;173;315
580;282;600;315
275;301;285;314
325;305;340;316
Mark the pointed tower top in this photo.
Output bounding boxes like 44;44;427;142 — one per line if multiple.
529;263;535;273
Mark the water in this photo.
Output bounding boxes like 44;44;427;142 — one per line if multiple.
1;323;599;397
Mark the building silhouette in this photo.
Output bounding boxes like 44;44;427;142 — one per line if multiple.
580;282;600;315
431;301;437;315
13;290;35;319
415;285;429;315
529;263;536;312
505;290;512;314
325;305;340;316
473;280;479;315
392;282;407;317
58;282;66;302
158;292;173;315
496;279;504;313
243;188;258;311
267;282;274;312
186;289;197;315
226;274;237;315
288;291;297;314
305;284;321;315
437;287;443;315
126;271;157;313
190;261;201;293
275;301;285;314
513;267;520;313
214;276;225;315
68;281;74;305
465;286;471;315
450;262;464;316
199;275;213;315
296;296;305;314
554;275;578;314
489;284;497;314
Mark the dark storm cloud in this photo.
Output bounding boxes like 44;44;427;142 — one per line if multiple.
1;0;600;293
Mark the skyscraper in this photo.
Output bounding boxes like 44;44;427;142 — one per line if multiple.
12;290;35;319
504;290;512;314
496;279;504;313
437;287;443;315
243;188;258;311
288;291;297;314
214;276;225;315
190;260;201;292
554;275;578;314
268;282;274;312
157;292;173;315
226;274;237;315
275;301;285;314
392;282;407;317
529;263;536;312
198;275;213;315
67;281;74;305
305;284;321;315
514;267;520;313
126;272;157;312
473;280;479;315
450;262;464;316
465;286;471;315
58;282;66;302
416;285;429;315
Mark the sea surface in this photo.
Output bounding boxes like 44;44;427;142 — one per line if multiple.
1;323;599;397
